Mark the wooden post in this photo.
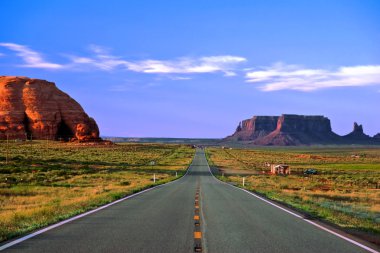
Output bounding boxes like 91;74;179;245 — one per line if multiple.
6;134;9;164
30;134;33;153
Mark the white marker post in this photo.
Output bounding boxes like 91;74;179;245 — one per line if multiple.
176;171;178;177
149;161;156;183
243;177;245;187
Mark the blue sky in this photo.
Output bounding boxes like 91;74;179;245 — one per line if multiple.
0;0;379;138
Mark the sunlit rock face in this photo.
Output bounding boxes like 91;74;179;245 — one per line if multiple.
225;116;279;141
225;114;377;146
0;76;100;141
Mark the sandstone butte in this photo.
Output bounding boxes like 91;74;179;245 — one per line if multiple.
225;114;379;146
0;76;100;142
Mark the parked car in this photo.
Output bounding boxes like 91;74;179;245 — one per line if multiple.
304;168;318;175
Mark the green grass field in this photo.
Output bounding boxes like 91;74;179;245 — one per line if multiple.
206;147;380;243
0;141;195;242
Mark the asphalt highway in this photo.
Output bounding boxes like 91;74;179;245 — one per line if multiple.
1;149;376;253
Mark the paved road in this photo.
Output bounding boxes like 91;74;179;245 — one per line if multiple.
2;149;375;253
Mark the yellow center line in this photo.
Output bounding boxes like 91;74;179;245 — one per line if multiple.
194;231;202;239
194;215;200;220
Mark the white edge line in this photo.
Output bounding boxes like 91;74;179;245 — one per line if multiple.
0;157;194;251
203;151;380;253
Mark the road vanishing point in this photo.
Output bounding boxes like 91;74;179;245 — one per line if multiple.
1;149;378;253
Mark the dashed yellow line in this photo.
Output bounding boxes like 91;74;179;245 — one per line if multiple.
194;215;200;220
194;231;202;239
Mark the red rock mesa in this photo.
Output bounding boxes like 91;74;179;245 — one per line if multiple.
0;76;100;141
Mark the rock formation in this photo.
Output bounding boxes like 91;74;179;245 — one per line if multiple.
227;116;279;141
254;115;340;145
0;76;100;141
225;114;377;146
374;133;380;139
342;122;371;141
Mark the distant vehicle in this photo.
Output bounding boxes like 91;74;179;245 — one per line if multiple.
304;169;318;175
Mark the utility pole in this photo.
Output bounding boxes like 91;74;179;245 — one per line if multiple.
30;134;33;154
6;134;9;164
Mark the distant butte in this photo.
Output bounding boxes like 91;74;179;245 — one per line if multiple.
0;76;100;141
342;122;371;141
225;114;379;146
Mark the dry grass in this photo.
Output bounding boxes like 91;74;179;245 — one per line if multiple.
206;147;380;237
0;141;195;242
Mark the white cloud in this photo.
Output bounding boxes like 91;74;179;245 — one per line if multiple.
65;44;247;76
122;55;246;75
168;76;192;80
65;45;131;71
223;71;237;77
0;43;63;69
245;62;380;91
63;45;248;76
0;42;247;77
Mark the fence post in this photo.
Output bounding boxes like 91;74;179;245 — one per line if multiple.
6;134;9;164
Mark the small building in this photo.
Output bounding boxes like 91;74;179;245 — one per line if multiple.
270;164;291;175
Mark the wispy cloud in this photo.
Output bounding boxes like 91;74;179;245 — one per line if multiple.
3;43;380;92
129;56;246;75
1;43;247;77
68;44;246;76
245;62;380;91
83;46;247;76
0;43;64;69
167;76;192;81
67;44;132;71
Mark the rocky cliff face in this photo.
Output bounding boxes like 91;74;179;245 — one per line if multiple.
225;114;377;146
0;76;100;141
254;115;340;145
226;116;279;141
